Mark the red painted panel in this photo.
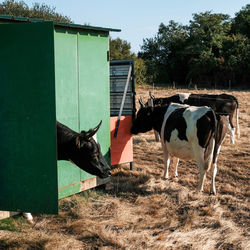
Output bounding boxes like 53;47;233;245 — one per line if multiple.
110;116;133;165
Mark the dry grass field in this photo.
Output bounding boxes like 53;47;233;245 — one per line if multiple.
0;86;249;249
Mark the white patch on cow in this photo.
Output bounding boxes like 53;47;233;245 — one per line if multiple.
166;128;192;160
160;103;186;179
178;93;191;103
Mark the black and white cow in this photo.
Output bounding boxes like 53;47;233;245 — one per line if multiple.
131;99;227;195
148;92;240;144
24;121;111;224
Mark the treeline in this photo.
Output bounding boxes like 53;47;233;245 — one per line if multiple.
138;5;250;89
0;0;72;23
1;1;249;88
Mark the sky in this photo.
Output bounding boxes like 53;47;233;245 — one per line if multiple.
4;0;249;53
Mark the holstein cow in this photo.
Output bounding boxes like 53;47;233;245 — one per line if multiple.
24;120;111;224
148;92;240;144
131;99;227;195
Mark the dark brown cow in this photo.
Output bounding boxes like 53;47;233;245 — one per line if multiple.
24;121;111;224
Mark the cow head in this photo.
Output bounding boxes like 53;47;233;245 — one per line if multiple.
131;98;154;135
73;121;111;178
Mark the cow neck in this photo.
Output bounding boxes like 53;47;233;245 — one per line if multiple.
151;106;168;134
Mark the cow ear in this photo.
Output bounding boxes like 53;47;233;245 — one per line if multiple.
84;120;102;138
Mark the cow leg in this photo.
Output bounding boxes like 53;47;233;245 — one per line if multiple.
163;152;171;179
161;141;171;179
210;163;217;195
224;116;235;144
236;108;240;138
197;166;206;192
173;157;179;177
210;144;222;195
192;145;207;192
23;212;34;224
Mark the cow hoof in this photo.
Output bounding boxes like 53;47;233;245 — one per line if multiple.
196;189;204;194
210;191;216;195
27;219;34;225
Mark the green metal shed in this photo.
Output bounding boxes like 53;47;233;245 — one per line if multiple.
0;16;120;215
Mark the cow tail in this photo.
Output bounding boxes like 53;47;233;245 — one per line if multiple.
204;108;217;171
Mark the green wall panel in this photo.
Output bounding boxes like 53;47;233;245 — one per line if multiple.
0;22;58;214
54;30;110;189
58;183;81;200
0;21;112;213
78;32;110;181
54;29;81;189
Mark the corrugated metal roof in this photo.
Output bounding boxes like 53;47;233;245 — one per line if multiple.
0;15;121;33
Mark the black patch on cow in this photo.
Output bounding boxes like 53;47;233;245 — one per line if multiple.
164;108;188;142
196;110;216;148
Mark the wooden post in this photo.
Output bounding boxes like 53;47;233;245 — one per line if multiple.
0;211;18;220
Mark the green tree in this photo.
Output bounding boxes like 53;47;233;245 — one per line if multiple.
134;57;147;85
222;34;250;87
231;4;250;39
139;11;249;88
110;37;134;60
110;37;147;85
0;0;72;23
139;21;189;85
186;12;231;87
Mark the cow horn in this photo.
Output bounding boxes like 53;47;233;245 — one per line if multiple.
86;120;102;138
149;91;155;100
139;98;145;108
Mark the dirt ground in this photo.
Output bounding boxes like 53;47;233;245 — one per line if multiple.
0;86;249;249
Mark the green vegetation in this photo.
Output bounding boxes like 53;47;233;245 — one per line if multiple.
138;5;250;88
110;38;147;85
1;1;248;88
0;215;28;231
0;0;72;22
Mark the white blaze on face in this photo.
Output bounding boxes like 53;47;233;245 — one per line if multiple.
178;93;191;103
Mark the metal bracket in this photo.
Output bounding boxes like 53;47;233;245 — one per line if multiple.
114;64;132;137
